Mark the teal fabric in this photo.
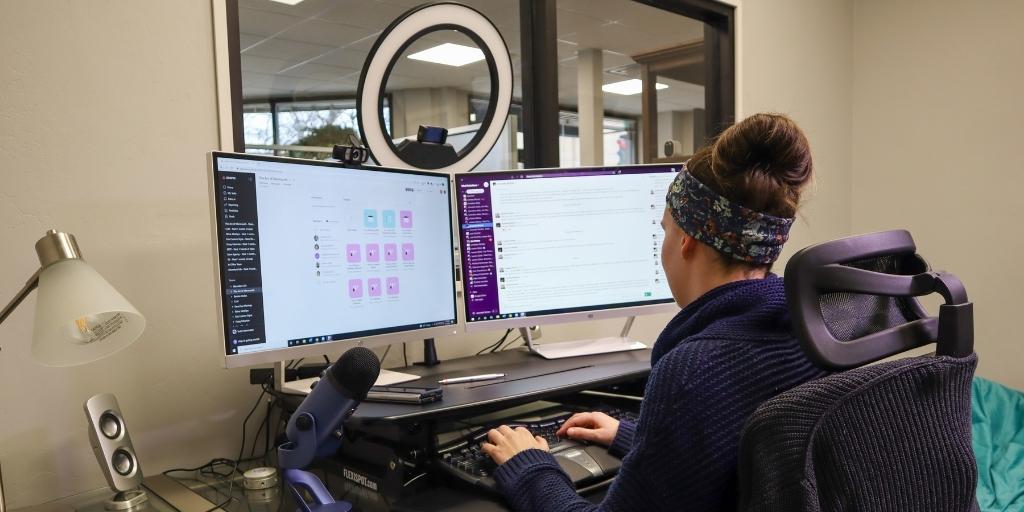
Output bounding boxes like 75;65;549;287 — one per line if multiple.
973;376;1024;510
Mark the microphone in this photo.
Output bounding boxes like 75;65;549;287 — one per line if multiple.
278;347;381;470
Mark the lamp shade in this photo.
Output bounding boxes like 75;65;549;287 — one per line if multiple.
31;259;145;366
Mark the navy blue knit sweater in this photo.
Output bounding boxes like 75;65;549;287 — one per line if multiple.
494;274;829;511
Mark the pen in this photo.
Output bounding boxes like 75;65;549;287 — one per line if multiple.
438;373;506;385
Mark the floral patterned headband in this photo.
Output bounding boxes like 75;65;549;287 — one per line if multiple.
665;164;795;264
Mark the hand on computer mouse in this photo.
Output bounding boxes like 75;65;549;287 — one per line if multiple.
481;425;549;465
556;412;620;447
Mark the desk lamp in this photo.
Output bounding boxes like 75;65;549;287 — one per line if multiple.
0;230;146;512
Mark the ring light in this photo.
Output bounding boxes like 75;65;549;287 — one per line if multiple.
357;3;513;173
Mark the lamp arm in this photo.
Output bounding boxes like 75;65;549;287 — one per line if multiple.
0;268;41;326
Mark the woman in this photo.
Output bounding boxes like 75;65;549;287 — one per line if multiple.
481;113;828;511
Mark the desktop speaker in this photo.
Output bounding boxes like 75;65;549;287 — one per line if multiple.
84;393;148;509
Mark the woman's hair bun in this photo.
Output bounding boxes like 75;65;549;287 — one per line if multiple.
689;113;813;218
712;113;813;188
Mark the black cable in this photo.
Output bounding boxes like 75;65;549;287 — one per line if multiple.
205;377;272;511
249;393;276;459
162;374;272;483
402;342;408;367
268;398;284;467
323;354;330;364
161;455;263;478
478;329;512;355
478;330;508;355
380;344;392;366
497;334;523;352
262;395;274;462
489;331;513;353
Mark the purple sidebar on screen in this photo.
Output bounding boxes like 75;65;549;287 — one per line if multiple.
455;166;678;323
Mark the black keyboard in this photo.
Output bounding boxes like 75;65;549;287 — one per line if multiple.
434;407;639;493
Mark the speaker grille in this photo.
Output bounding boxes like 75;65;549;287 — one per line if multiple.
112;448;135;476
99;411;122;439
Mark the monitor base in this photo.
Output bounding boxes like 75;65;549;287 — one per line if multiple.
527;337;647;360
520;317;646;359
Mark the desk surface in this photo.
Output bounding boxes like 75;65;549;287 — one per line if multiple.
352;348;652;423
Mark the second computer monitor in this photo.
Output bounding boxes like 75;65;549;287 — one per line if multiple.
456;165;681;331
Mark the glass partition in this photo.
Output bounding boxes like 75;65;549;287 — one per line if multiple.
228;0;734;168
236;0;521;167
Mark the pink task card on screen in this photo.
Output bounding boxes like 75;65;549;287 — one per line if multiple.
384;243;398;262
348;279;363;298
366;243;380;263
400;210;413;229
367;278;382;297
386;277;400;295
346;244;361;263
402;243;415;261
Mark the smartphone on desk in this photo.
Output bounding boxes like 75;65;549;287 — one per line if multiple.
365;385;443;404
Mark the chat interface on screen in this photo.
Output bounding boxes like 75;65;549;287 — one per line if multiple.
214;156;456;356
457;166;679;323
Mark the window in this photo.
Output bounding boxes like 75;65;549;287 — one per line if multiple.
225;1;734;168
241;99;389;159
557;112;637;167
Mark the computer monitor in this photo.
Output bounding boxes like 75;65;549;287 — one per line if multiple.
209;152;458;368
455;164;681;332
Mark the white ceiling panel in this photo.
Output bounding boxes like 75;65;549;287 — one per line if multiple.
244;38;335;63
241;54;294;74
315;1;409;31
276;18;377;48
311;47;372;69
278;62;361;82
240;0;705;106
240;0;342;19
655;78;705;111
374;0;424;8
557;38;579;60
238;7;303;37
240;32;265;50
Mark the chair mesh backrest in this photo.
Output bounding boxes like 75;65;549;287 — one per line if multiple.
737;354;979;512
818;255;922;342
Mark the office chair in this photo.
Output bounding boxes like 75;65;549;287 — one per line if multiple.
736;230;979;512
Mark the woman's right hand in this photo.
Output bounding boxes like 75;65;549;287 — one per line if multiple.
556;411;620;447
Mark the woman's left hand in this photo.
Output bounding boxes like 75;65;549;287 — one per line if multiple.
481;425;549;465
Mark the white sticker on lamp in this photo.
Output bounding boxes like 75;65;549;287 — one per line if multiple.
69;312;128;344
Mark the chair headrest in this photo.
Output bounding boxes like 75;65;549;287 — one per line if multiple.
785;230;973;369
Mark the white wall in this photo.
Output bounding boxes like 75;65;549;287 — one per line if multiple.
0;0;861;506
0;0;249;506
734;0;855;266
851;0;1024;389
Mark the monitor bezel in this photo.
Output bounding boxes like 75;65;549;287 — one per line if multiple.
208;151;460;369
454;163;682;333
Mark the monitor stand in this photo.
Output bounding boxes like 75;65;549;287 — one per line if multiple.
413;338;441;367
519;317;647;360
